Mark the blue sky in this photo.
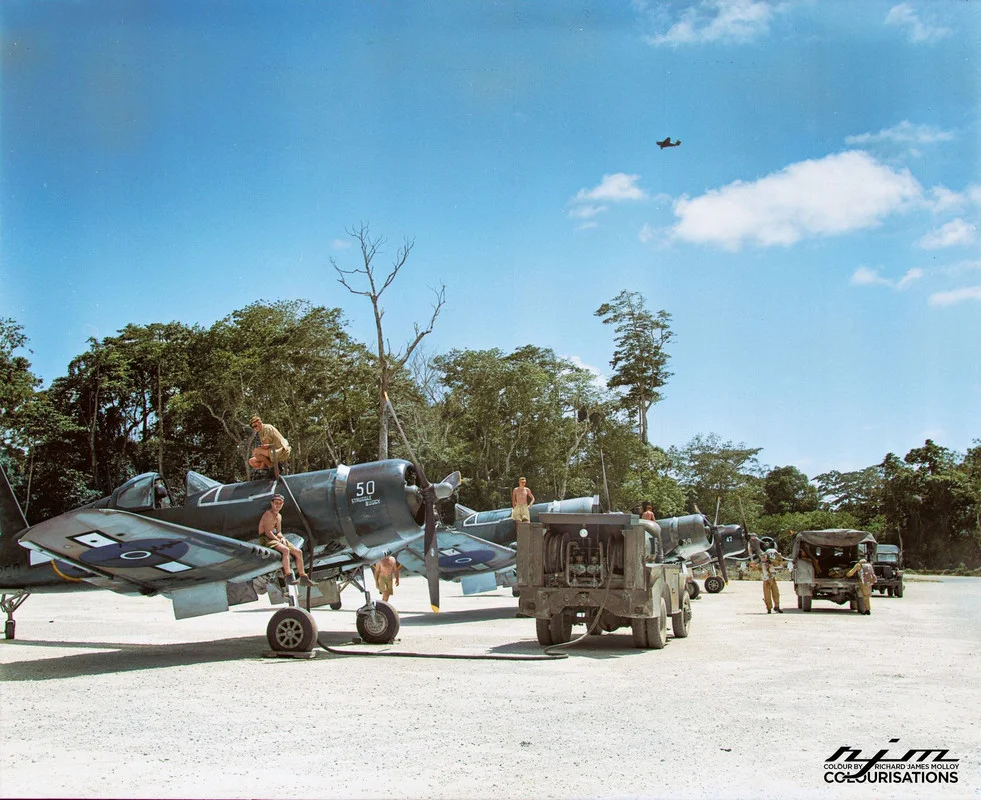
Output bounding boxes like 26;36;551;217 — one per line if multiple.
2;0;979;479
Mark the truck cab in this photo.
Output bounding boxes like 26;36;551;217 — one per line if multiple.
872;543;905;598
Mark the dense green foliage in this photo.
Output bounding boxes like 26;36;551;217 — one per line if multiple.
1;301;977;570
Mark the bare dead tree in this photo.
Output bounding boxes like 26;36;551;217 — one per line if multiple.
333;223;446;460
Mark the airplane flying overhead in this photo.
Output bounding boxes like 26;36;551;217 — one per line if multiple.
0;458;460;651
656;137;681;149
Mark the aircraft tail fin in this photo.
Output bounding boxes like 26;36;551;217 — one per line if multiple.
0;461;31;565
454;502;477;524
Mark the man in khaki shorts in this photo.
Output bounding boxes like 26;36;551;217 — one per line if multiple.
258;494;314;587
248;415;291;473
511;477;535;523
372;555;400;602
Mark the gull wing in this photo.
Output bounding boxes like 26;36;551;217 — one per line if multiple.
396;526;517;579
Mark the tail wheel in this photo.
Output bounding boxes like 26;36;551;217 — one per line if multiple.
704;575;725;594
267;607;319;652
357;601;400;644
671;590;692;638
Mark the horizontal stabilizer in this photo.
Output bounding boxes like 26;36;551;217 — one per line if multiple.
461;572;499;595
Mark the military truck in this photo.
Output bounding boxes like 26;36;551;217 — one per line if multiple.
516;512;691;649
872;543;905;598
791;529;877;614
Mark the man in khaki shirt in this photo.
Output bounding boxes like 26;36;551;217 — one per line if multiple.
248;415;291;472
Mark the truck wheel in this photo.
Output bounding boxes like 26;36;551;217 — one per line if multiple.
849;599;857;611
632;597;668;650
549;612;573;644
704;576;725;594
895;583;904;598
671;590;691;638
856;595;867;614
687;580;701;600
536;617;554;646
802;596;812;612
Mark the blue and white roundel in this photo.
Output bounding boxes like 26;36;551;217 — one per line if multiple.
438;548;496;569
79;538;190;568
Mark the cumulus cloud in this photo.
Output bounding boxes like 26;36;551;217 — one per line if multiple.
671;151;922;250
850;266;923;290
331;238;352;249
928;286;981;307
885;3;952;43
568;204;607;220
917;218;977;249
562;355;609;390
845;120;954;146
573;173;647;203
642;0;777;46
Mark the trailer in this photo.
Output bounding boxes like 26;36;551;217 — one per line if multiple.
516;512;692;649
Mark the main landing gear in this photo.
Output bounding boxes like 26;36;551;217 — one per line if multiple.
263;566;400;652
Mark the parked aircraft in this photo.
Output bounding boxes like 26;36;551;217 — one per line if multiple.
656;137;681;149
396;494;600;595
0;458;462;651
654;514;750;596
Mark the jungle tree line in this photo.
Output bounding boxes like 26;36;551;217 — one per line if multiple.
1;298;979;570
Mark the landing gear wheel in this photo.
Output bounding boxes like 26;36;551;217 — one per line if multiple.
511;587;520;597
536;617;554;646
329;601;342;610
632;596;668;649
549;611;573;644
266;607;318;652
671;590;692;638
704;575;724;594
4;619;15;640
356;601;400;644
802;596;812;612
687;580;701;600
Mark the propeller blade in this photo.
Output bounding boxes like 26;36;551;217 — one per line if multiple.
383;392;441;612
434;471;461;500
424;487;440;613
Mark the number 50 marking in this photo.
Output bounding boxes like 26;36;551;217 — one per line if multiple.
356;480;376;497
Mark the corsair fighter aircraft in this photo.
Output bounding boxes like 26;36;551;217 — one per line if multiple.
0;459;461;651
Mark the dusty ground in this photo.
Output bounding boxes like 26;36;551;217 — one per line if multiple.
1;573;979;800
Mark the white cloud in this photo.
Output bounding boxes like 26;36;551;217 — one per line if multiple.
568;204;607;220
896;268;924;289
917;218;977;249
928;286;981;307
845;120;954;146
639;224;657;243
850;266;923;290
885;3;952;43
851;266;891;287
574;173;647;203
643;0;777;46
671;151;922;250
331;239;351;249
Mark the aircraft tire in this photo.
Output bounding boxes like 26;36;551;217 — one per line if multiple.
704;576;725;594
329;601;342;610
671;590;691;638
267;607;319;652
687;580;701;600
802;596;812;612
536;617;554;646
549;611;573;644
511;587;520;598
357;601;400;644
4;619;15;640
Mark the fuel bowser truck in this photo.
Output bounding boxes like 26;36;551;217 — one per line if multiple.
516;512;692;649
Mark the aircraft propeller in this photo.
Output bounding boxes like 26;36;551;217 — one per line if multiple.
384;393;454;613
